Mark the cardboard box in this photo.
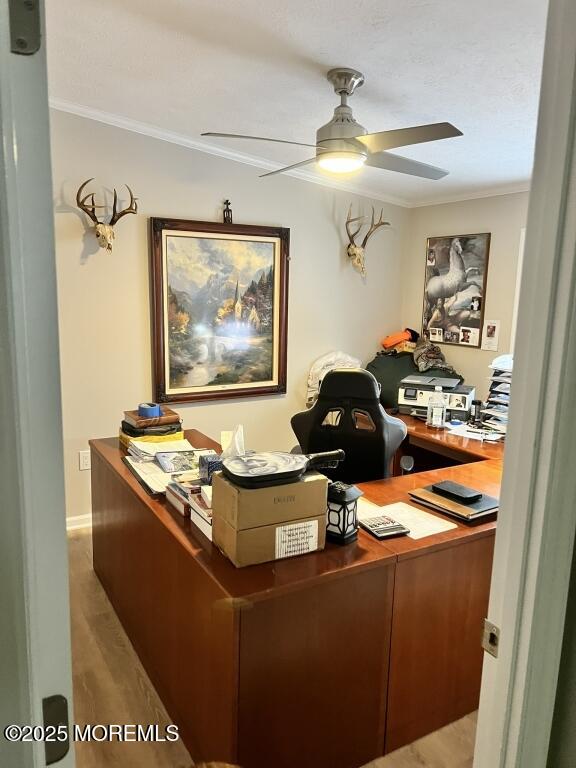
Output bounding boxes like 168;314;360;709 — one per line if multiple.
213;514;326;568
212;471;328;529
212;471;328;567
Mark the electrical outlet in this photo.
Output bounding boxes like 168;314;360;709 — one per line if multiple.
78;450;91;471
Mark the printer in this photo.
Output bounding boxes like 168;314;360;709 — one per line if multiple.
398;375;476;420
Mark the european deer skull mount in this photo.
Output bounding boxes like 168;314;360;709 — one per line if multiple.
76;178;138;252
345;204;390;277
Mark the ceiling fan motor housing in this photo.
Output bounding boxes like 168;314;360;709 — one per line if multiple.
316;105;368;157
317;67;368;158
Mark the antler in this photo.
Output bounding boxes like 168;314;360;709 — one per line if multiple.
361;207;390;248
76;178;104;224
109;185;138;225
345;204;366;245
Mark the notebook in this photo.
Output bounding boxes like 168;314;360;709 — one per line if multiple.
409;485;499;521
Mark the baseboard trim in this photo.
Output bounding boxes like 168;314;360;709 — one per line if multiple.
66;513;92;531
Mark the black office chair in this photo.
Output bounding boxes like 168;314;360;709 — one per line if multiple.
291;368;410;484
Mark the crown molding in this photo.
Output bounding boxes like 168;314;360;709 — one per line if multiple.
49;97;532;210
409;183;531;208
48;97;410;207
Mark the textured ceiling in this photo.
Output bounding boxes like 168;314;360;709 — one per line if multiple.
46;0;548;206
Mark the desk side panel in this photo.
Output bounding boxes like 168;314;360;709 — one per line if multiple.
385;535;495;753
237;563;395;768
91;449;238;763
174;547;239;761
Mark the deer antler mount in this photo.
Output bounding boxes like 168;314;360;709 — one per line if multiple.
345;204;390;277
76;178;138;252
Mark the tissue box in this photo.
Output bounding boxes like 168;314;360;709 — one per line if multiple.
198;452;223;483
212;471;328;567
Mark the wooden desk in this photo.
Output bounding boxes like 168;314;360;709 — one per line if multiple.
90;421;499;767
396;412;504;464
360;461;498;752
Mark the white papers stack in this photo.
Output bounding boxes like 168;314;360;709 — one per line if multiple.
446;423;503;442
124;457;175;494
357;499;457;540
482;355;513;435
128;438;194;461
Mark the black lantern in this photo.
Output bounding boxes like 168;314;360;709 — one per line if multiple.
326;482;363;545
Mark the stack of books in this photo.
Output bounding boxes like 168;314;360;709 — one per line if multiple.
409;484;499;521
119;406;184;450
166;479;213;541
481;354;513;436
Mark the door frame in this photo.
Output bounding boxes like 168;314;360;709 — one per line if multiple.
0;0;74;765
2;0;575;766
474;0;576;765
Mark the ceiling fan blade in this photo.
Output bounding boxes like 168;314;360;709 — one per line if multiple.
202;132;322;150
357;122;462;153
259;157;319;178
365;151;448;180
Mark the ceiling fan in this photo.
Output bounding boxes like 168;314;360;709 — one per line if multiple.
203;67;462;179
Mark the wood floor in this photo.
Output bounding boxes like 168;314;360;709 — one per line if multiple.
68;529;477;768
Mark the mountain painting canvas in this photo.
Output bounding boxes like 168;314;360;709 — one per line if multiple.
150;219;289;403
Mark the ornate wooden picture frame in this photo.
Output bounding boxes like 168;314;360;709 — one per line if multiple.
422;232;491;348
150;218;289;403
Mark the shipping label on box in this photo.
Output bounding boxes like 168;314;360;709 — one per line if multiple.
275;519;319;558
213;513;326;568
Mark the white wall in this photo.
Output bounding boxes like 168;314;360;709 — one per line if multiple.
51;111;529;518
402;192;529;398
50;110;408;518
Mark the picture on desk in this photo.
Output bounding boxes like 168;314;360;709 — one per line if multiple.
150;218;288;402
449;393;467;409
422;233;490;348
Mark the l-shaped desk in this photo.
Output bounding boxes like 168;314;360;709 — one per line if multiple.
90;416;503;768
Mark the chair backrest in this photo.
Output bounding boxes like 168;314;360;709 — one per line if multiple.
291;368;407;483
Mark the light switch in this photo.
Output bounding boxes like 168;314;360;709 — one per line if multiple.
78;450;91;471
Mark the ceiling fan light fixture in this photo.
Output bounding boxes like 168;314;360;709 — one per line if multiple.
317;152;366;174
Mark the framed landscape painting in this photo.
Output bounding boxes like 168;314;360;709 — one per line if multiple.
150;218;289;403
422;232;491;348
